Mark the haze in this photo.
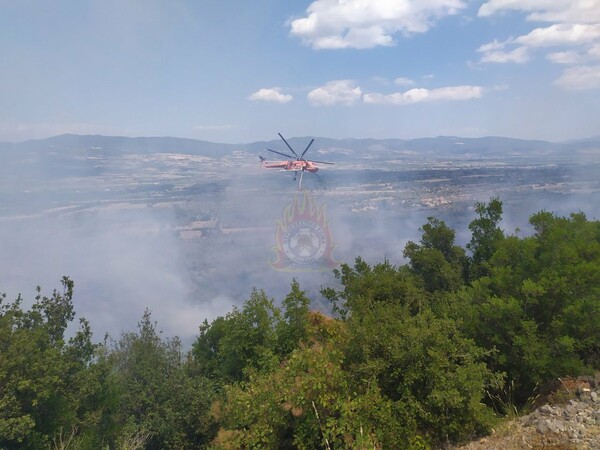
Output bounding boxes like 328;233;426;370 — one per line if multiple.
1;134;599;342
1;1;599;341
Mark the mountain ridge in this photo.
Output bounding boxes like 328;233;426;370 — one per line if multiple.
1;133;599;161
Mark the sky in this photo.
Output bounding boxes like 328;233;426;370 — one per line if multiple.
1;0;600;143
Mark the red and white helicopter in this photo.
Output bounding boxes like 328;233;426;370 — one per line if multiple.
259;133;334;190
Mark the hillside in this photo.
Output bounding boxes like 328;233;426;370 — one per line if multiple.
2;133;599;163
2;199;600;449
458;376;600;449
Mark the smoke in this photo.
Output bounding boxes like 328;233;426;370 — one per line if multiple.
1;136;599;345
0;206;210;342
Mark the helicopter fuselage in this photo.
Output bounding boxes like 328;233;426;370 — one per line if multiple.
263;160;319;173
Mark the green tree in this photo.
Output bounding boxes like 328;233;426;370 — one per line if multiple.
0;278;106;449
403;217;466;292
460;210;600;401
193;289;281;384
458;285;551;400
213;312;400;449
321;258;426;318
276;279;311;356
467;197;504;280
322;259;498;446
110;309;216;449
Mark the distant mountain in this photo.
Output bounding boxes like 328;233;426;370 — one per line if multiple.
1;133;599;167
248;135;599;161
0;134;240;157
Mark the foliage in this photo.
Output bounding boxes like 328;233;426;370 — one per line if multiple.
347;302;498;444
2;200;600;448
467;197;504;280
109;309;216;449
461;209;600;401
276;279;311;356
193;282;314;386
321;257;426;318
213;312;400;449
486;379;539;419
192;288;282;384
0;278;105;449
322;256;499;446
404;217;467;292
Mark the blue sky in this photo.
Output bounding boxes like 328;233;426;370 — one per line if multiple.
1;0;599;143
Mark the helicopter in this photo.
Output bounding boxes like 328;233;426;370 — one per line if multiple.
259;133;334;190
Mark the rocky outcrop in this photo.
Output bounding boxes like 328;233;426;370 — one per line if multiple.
518;381;600;449
458;375;600;450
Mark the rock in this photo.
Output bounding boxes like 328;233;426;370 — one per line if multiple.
546;419;565;433
536;420;550;434
517;375;600;445
593;372;600;388
520;414;534;426
535;417;568;434
578;387;592;398
566;404;578;416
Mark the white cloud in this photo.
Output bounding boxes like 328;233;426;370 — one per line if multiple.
477;24;600;64
547;50;584;64
555;64;600;90
477;1;600;76
247;87;293;103
364;85;483;104
478;0;600;24
290;0;466;49
515;24;600;48
478;44;529;63
590;43;600;58
307;80;362;106
477;39;504;53
394;76;416;86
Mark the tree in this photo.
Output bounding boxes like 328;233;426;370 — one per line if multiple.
458;285;551;401
403;217;466;292
110;309;216;449
276;279;311;356
321;257;426;318
0;278;105;449
213;312;401;449
193;289;281;384
460;210;600;401
322;258;498;447
467;198;504;280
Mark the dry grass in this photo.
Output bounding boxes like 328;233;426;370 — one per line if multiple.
454;420;578;449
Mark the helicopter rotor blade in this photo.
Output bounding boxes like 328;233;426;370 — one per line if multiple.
267;148;295;159
299;139;314;160
278;133;300;159
308;159;335;165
